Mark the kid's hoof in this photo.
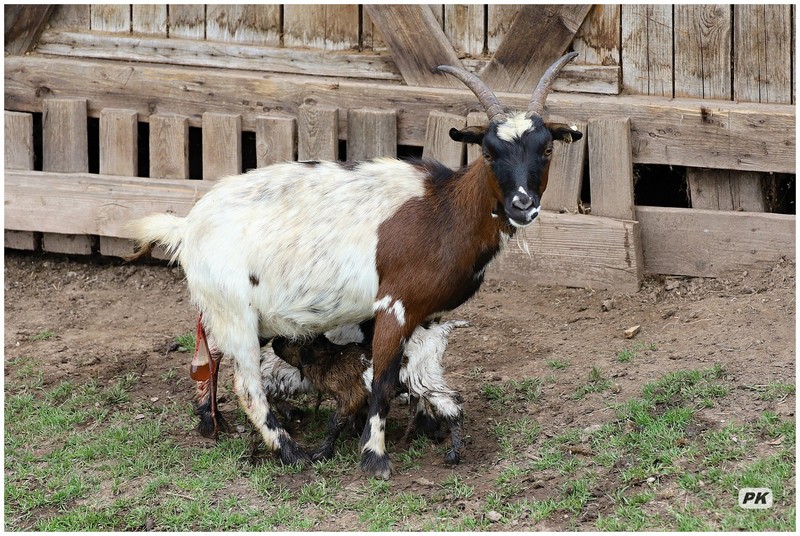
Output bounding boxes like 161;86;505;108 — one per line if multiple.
443;449;461;466
278;440;312;467
197;411;229;439
310;446;335;462
360;450;393;479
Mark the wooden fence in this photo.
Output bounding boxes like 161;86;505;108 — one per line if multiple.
3;4;796;291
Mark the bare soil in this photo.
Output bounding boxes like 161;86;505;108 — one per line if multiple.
3;250;795;530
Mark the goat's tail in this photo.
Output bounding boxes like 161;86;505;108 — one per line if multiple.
125;213;187;262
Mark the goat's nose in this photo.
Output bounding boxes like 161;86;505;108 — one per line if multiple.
512;192;533;211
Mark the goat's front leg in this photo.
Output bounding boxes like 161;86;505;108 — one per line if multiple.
359;309;416;478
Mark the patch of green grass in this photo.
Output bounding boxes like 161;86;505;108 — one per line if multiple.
490;416;540;457
349;479;427;531
481;376;543;410
547;359;569;370
174;332;196;354
572;366;612;399
30;330;55;341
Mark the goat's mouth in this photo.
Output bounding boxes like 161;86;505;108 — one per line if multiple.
506;205;540;228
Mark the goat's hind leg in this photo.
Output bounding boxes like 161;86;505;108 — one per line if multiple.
191;318;228;438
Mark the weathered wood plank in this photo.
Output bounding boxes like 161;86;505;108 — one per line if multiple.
4;5;55;54
90;5;130;33
99;109;138;177
422;111;465;169
364;4;464;88
674;5;731;100
480;4;591;93
206;5;280;46
734;5;793;104
42;98;88;173
4;171;213;238
444;4;484;57
42;233;93;255
256;115;297;166
573;5;621;66
347;109;397;161
4;111;36;250
168;4;205;40
37;30;403;82
202;112;242;179
622;5;673;96
5;112;34;171
298;104;339;161
687;169;767;212
636;206;795;277
588;117;635;220
541;119;588;213
48;4;90;30
6;57;795;173
361;7;386;52
486;5;518;54
489;212;642;292
132;4;167;36
284;4;359;51
149;114;190;179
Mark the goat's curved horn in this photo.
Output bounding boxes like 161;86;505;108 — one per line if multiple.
437;65;507;122
527;52;579;118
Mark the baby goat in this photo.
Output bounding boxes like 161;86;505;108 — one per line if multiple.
130;52;582;478
265;320;467;465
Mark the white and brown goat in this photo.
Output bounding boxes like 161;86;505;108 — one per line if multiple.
129;52;582;478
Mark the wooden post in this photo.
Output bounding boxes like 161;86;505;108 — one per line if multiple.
422;111;465;170
347;109;397;161
298;104;339;161
621;5;672;97
42;98;92;254
99;109;138;177
4;112;37;250
588;116;635;221
202;112;242;180
256;115;297;166
541;118;588;213
149;114;190;179
168;4;206;40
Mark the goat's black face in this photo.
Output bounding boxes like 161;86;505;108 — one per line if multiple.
451;113;582;227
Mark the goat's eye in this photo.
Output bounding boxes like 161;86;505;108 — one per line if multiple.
543;146;553;157
483;151;493;162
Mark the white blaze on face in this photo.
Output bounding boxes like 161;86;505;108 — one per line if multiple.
496;112;534;142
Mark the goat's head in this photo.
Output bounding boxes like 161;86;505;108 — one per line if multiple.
438;53;583;228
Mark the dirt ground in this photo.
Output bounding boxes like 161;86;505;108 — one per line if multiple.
3;249;796;529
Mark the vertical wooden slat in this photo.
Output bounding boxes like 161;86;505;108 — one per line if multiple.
674;5;731;100
465;111;487;163
202;112;242;180
206;5;281;45
688;170;767;212
4;112;37;250
541;119;588;213
42;98;92;254
362;8;386;52
169;4;205;40
621;5;673;96
347;109;397;161
573;5;621;66
588;116;635;221
149;114;190;179
48;4;90;30
444;5;485;57
90;5;131;33
486;5;518;54
284;5;359;50
99;109;138;177
5;112;34;171
132;5;168;36
298;104;339;161
422;111;465;170
256;115;297;166
734;4;793;104
43;98;88;173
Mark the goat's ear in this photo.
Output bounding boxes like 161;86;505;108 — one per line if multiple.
547;122;583;144
449;126;486;145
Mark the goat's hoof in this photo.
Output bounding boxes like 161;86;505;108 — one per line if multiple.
360;450;393;479
443;449;461;466
197;412;228;439
310;446;334;462
277;440;312;467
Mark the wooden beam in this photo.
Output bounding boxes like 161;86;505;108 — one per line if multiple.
588;116;635;220
636;206;795;277
364;4;463;88
5;57;795;173
480;4;591;93
489;212;642;292
4;5;55;55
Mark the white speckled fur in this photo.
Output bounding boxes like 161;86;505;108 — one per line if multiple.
496;112;534;142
